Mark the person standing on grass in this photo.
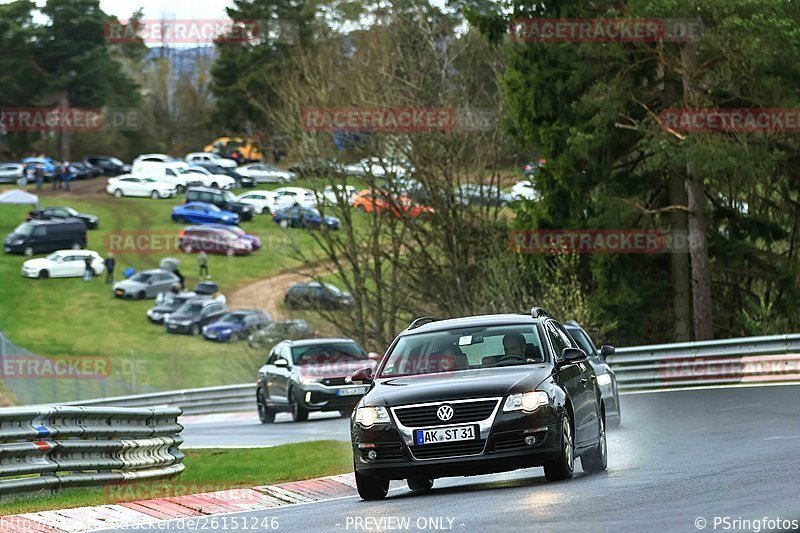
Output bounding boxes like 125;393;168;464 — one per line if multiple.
83;254;94;282
63;161;72;192
34;166;43;191
198;251;209;279
104;252;115;284
174;267;185;290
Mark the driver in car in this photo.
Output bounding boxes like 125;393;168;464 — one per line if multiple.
502;332;527;360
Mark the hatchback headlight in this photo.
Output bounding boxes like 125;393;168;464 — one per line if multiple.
355;406;390;427
503;391;549;413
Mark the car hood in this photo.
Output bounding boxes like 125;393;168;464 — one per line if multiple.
297;359;376;380
114;280;145;291
166;313;198;322
23;258;55;268
367;366;553;407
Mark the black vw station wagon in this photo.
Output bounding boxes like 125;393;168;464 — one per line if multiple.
349;308;607;500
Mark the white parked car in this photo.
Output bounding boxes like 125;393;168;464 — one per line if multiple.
320;184;357;206
511;180;539;201
106;176;177;199
132;153;180;165
237;190;280;215
0;163;25;184
342;157;412;178
236;163;296;183
185;166;237;189
185;152;237;169
22;250;104;279
273;186;317;210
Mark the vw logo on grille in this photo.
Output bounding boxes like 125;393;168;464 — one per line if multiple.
436;404;454;421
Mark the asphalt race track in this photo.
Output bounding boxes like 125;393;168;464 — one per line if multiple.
101;385;800;532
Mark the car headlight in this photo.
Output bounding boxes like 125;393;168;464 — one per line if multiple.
596;373;612;386
355;406;390;428
10;239;23;245
300;375;321;385
221;328;232;335
503;391;549;413
202;325;208;334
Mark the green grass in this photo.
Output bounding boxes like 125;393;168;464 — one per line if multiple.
1;441;353;515
0;186;325;397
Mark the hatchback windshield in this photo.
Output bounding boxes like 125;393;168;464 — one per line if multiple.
292;342;368;365
130;273;153;283
45;252;64;262
380;324;547;377
175;302;204;315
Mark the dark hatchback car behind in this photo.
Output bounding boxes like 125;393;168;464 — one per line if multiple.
164;297;226;335
348;309;607;500
185;187;255;221
256;338;377;423
203;310;272;342
284;282;353;310
3;219;87;256
28;206;99;229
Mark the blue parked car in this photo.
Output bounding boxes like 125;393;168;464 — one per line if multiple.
202;310;272;342
22;157;58;179
272;205;340;230
172;202;239;225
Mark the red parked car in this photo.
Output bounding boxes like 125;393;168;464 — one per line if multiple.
178;226;253;256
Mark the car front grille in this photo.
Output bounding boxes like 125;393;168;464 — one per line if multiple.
320;377;348;386
409;440;486;460
393;399;498;427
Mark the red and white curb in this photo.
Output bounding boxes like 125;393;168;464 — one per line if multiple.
0;473;359;532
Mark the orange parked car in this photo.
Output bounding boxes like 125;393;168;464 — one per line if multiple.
352;189;433;218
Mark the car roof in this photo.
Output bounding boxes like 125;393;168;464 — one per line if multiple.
284;337;356;347
401;313;543;335
187;186;225;193
140;268;176;275
23;218;81;226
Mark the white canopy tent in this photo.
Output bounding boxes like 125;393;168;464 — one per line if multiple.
0;189;38;206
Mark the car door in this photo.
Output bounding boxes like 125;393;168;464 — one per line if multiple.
549;320;599;447
61;255;83;277
271;343;293;403
127;178;145;196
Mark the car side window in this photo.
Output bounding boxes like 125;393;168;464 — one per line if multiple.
32;226;46;236
546;322;568;361
551;322;577;350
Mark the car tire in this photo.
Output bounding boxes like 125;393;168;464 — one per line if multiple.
407;478;434;493
279;219;290;229
114;189;123;198
289;387;309;422
544;413;574;482
211;182;218;189
176;185;185;194
38;269;49;279
137;290;146;300
608;409;621;429
182;243;193;254
355;469;389;501
190;324;200;336
150;190;159;199
581;414;608;474
226;247;235;257
257;389;275;424
24;247;34;257
355;204;365;212
71;242;82;250
339;408;353;418
259;206;267;215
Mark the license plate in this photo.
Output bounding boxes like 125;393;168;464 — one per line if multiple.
415;425;477;446
337;386;367;396
206;333;217;338
4;247;10;252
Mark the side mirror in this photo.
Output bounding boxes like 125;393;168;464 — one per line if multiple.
600;345;615;359
368;352;382;362
560;347;587;365
351;366;374;384
274;358;289;368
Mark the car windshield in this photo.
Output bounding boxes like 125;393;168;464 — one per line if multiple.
64;207;78;215
292;342;368;365
175;302;204;315
322;283;343;295
46;252;64;262
109;157;124;166
12;223;33;236
379;324;547;377
222;191;237;202
131;273;153;282
565;327;597;358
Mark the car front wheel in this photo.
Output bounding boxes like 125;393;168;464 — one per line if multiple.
355;469;389;501
289;387;309;422
407;478;434;493
114;189;123;198
544;413;574;482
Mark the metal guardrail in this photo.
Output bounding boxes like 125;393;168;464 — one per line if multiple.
0;406;184;500
56;334;800;412
608;333;800;391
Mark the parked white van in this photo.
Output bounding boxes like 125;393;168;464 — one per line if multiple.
131;161;192;192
